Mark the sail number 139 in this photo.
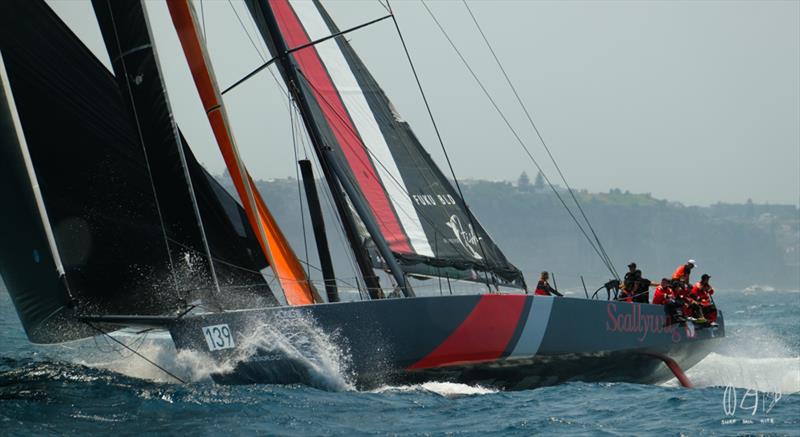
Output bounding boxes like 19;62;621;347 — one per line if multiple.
202;324;235;351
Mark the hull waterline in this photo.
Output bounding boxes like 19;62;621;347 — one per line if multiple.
168;295;724;389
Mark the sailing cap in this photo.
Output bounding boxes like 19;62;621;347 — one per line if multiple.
688;259;697;266
701;273;710;280
628;262;637;268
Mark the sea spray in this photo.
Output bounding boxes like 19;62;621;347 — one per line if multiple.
229;311;355;391
74;311;357;390
665;325;800;393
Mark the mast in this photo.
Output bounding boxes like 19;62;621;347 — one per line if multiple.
299;159;338;302
249;0;411;297
295;106;384;299
314;147;384;299
166;0;319;305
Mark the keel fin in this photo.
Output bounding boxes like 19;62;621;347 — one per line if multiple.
647;353;694;388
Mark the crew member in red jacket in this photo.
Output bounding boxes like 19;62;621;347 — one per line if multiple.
534;271;562;296
656;279;686;322
652;278;673;305
671;280;695;317
672;259;696;285
691;273;717;322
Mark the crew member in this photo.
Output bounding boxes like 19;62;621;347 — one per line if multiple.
691;273;717;322
633;270;651;303
672;259;697;285
535;271;562;296
671;280;693;319
621;263;640;302
652;278;673;305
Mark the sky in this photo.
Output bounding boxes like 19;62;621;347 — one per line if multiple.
46;0;799;207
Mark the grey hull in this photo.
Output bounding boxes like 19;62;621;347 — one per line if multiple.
168;295;724;389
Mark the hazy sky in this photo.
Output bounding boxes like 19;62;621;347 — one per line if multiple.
47;0;799;207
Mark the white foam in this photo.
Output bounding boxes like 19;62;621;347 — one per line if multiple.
663;325;800;394
371;381;498;397
72;312;356;391
229;312;355;391
679;352;800;394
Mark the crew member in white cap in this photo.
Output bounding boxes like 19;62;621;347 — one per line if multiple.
671;259;696;285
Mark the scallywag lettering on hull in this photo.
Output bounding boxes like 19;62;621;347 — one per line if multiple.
606;302;698;343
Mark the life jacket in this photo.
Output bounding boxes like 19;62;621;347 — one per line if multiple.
653;285;675;305
535;280;552;296
672;264;690;281
653;286;673;305
673;284;689;299
691;282;714;304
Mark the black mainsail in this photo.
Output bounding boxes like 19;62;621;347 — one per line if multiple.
91;0;278;307
0;0;275;343
246;0;524;289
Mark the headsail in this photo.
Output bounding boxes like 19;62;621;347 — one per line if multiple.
247;0;524;288
166;0;320;305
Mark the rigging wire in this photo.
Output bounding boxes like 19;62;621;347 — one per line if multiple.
461;0;619;280
84;322;186;384
222;1;366;292
419;0;618;278
376;0;391;14
386;0;490;266
224;1;289;97
293;104;366;295
290;98;311;272
227;0;268;61
104;5;177;286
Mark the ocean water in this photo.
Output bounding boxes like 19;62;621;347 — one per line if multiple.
1;286;798;436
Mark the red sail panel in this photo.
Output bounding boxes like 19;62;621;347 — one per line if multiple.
270;0;412;254
167;0;315;305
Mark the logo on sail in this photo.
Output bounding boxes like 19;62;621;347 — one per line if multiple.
446;215;483;259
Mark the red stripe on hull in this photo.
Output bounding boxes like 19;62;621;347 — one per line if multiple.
271;0;412;253
409;295;527;369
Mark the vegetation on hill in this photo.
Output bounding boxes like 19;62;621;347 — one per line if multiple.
226;173;798;291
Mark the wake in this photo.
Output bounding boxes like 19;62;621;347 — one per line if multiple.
680;353;799;394
371;381;498;397
665;325;800;394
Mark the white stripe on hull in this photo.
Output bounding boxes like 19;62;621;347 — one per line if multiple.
509;296;555;357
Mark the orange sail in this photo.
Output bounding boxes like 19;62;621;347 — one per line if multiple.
166;0;317;305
